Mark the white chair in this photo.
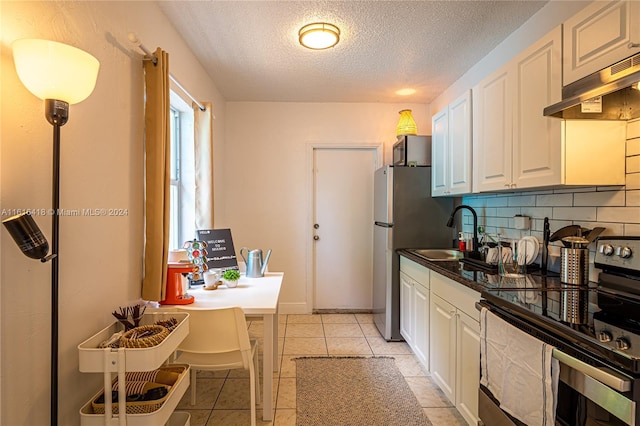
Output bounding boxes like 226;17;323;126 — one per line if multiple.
174;307;260;426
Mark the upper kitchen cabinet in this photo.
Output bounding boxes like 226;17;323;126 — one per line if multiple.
474;26;560;192
431;90;472;197
472;63;512;192
473;26;626;192
563;0;640;86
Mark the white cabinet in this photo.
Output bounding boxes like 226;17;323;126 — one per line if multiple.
432;90;473;196
472;64;512;192
563;0;640;85
474;26;561;192
473;25;627;192
400;271;414;347
430;272;480;426
399;257;430;370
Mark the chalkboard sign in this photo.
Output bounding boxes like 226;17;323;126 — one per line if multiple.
196;228;239;271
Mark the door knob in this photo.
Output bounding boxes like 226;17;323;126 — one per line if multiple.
313;235;320;240
314;224;319;229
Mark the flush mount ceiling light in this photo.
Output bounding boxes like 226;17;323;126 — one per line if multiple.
395;88;417;96
299;22;340;50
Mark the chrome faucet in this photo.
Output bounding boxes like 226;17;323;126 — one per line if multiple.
446;205;480;258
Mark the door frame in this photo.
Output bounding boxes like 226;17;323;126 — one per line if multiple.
305;142;384;312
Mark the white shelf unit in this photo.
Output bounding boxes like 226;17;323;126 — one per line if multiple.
78;312;191;426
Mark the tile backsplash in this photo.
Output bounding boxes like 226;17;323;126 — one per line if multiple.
457;118;640;280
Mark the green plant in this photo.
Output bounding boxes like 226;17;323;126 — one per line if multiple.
223;269;240;281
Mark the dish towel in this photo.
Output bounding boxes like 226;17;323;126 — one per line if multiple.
480;307;559;426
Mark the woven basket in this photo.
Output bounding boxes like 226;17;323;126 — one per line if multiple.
91;365;186;415
120;325;169;348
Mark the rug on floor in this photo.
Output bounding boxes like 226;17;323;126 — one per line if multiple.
294;356;432;426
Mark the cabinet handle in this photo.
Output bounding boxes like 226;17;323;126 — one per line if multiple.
511;183;517;188
628;42;640;49
504;184;510;187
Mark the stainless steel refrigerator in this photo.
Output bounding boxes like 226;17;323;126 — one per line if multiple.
373;165;453;341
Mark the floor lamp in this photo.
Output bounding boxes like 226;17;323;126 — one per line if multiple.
3;39;99;426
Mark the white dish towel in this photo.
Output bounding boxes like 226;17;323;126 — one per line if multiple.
480;307;560;426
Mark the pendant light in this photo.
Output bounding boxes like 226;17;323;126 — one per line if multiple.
396;109;418;136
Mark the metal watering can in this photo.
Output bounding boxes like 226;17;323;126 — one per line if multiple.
240;247;272;278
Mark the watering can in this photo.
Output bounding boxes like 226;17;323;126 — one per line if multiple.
240;247;272;278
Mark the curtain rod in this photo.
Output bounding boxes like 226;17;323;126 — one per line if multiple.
128;33;206;112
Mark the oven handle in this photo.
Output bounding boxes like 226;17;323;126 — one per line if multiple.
476;301;632;392
552;349;632;392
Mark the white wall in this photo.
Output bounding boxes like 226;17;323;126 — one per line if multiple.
0;2;224;424
223;102;429;312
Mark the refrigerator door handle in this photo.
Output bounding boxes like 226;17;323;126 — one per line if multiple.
374;221;393;228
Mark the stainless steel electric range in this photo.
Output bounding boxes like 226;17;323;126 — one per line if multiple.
478;237;640;426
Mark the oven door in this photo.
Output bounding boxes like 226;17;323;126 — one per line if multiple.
479;302;637;426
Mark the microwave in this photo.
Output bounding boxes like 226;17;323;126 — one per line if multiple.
392;135;431;166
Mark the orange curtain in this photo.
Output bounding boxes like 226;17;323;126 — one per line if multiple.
141;48;170;301
194;102;214;229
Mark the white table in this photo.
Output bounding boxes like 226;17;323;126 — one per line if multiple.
152;272;282;421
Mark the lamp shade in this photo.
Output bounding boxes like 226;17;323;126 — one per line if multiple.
396;109;418;136
12;39;100;104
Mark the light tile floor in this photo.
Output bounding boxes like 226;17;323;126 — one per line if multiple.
176;313;467;425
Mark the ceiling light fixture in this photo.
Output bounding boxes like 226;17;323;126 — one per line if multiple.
395;88;417;96
299;22;340;50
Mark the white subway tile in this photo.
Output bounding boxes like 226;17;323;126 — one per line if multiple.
507;195;536;207
498;208;522;218
485;197;509;208
628;138;640;156
627;118;640;139
520;207;553;220
553;207;597;221
597;207;640;223
574;190;625;207
573;221;624;236
628;155;640;174
627;190;640;207
537;193;573;207
626;173;640;190
625;224;640;235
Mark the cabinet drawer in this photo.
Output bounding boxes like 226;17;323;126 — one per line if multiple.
400;256;430;287
430;272;480;320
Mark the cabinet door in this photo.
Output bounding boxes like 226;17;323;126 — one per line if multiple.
431;108;449;196
430;294;456;404
472;65;512;192
512;26;563;189
448;90;472;195
563;0;640;85
400;272;413;345
456;311;480;426
413;282;430;369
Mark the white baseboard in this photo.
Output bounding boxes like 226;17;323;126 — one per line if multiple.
277;302;310;315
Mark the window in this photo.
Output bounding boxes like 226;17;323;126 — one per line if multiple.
169;91;195;250
169;107;181;250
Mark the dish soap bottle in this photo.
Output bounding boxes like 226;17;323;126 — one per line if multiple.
458;232;466;252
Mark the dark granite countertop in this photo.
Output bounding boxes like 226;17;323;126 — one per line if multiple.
397;248;572;293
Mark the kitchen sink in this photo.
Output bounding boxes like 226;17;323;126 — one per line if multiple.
412;248;464;261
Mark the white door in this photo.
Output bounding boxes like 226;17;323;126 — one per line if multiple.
430;293;457;404
399;272;414;345
313;147;378;310
431;108;449;196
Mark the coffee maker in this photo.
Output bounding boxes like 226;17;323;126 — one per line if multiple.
159;262;197;305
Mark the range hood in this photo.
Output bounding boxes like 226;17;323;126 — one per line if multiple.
544;52;640;120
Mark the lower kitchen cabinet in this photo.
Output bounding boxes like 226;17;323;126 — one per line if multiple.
430;272;480;426
399;257;430;370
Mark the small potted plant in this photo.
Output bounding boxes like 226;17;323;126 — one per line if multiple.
222;269;241;288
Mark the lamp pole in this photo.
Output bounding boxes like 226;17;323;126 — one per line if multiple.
46;98;67;426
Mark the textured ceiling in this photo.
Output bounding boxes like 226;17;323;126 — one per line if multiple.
157;1;548;103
